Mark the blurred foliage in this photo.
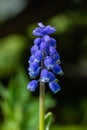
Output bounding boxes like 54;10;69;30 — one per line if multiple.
0;68;56;130
49;14;73;34
0;35;26;76
49;11;87;34
79;99;87;125
1;68;87;129
51;125;87;130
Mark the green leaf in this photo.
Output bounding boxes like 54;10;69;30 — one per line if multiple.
0;83;10;99
45;112;54;130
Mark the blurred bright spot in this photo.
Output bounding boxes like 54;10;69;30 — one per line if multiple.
0;0;28;21
68;11;87;26
49;14;73;33
0;35;25;76
49;11;87;34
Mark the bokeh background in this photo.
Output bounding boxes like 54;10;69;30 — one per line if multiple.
0;0;87;130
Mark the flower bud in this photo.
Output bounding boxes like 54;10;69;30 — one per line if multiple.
27;80;38;91
49;81;61;93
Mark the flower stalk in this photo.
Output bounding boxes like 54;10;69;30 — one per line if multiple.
39;81;45;130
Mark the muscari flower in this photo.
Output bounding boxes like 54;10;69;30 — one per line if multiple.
33;22;56;36
40;69;56;83
49;81;61;93
27;22;63;93
31;45;39;54
44;56;55;69
27;80;39;91
34;37;42;46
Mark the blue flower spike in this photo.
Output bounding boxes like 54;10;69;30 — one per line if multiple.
27;22;63;93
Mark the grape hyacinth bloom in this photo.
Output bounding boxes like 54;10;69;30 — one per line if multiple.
27;22;63;93
27;22;63;130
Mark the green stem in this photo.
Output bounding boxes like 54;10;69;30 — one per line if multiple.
39;81;45;130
